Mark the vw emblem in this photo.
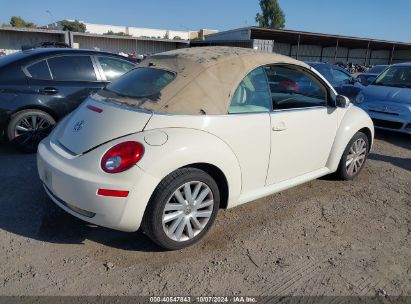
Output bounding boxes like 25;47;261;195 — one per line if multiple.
72;120;85;132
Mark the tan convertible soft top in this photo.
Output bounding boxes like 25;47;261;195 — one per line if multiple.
135;46;309;115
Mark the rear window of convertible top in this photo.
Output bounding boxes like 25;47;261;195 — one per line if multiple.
104;67;175;100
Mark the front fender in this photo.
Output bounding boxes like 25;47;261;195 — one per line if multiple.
136;128;242;208
326;105;374;172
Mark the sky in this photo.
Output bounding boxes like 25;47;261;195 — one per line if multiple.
0;0;410;42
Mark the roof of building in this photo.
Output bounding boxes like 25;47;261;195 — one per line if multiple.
205;27;411;51
0;27;189;44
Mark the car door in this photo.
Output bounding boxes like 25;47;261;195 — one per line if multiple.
265;65;338;185
25;55;105;118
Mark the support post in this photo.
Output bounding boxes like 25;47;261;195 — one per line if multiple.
296;34;301;60
389;44;396;64
320;46;324;62
365;41;370;65
334;39;339;63
64;31;73;47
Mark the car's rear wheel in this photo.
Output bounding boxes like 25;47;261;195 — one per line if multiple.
142;168;220;250
7;109;56;153
336;131;369;180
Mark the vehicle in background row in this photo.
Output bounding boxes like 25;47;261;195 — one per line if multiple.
356;63;411;134
22;42;71;51
307;62;363;101
0;48;136;152
346;63;367;74
38;47;374;250
356;65;389;86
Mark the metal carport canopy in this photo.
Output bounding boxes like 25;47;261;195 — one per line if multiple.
249;27;411;50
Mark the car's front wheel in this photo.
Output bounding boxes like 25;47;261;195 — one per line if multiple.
142;168;220;250
336;131;369;180
7;109;56;153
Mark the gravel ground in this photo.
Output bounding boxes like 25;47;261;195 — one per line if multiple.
0;130;410;296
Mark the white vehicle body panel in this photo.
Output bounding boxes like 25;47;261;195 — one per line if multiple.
144;113;271;196
57;98;152;155
267;107;337;184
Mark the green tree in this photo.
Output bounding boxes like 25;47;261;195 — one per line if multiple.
172;36;182;40
60;20;86;32
103;30;131;36
255;0;285;29
9;16;36;28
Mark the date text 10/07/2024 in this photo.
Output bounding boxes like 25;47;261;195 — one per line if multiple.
149;296;258;303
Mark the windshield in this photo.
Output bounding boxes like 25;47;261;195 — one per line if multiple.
367;65;387;74
374;66;411;88
105;67;176;99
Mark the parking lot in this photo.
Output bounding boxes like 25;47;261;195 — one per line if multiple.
0;130;410;296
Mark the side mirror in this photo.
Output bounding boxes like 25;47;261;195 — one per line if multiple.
336;95;350;108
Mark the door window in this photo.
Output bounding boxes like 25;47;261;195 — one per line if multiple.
265;65;327;110
332;68;351;83
97;57;135;81
25;60;52;80
47;56;97;81
229;67;271;114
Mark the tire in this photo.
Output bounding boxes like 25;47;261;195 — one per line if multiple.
142;168;220;250
335;131;369;180
7;109;56;153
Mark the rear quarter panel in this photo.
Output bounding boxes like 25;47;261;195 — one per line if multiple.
144;112;272;208
136;127;242;209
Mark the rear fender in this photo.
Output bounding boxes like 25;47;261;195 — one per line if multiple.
136;128;242;208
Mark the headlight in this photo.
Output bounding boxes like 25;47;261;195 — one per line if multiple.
356;93;365;104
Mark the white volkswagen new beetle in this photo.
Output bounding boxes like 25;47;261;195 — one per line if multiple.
37;47;374;250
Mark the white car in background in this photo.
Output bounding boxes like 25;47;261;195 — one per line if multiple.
37;47;374;250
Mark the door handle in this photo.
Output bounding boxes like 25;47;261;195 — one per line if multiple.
39;87;58;95
272;121;287;131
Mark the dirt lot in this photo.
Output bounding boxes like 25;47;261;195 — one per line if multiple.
0;130;410;297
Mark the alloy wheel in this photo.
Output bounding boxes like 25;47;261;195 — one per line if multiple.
162;181;214;242
14;114;54;149
345;138;367;176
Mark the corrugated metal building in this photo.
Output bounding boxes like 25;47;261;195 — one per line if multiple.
0;27;189;55
191;27;411;65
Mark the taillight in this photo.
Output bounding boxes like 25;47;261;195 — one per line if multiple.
101;141;144;173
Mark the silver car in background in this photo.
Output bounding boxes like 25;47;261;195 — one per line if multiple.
356;63;411;134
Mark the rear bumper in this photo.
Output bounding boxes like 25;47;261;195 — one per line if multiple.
37;137;160;232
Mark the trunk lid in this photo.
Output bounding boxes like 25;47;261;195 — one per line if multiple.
57;95;152;155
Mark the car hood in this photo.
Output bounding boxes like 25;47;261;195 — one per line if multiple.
363;85;411;105
55;94;152;155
